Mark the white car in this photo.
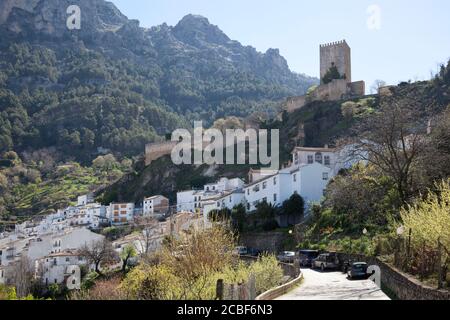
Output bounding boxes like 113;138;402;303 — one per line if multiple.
233;246;248;256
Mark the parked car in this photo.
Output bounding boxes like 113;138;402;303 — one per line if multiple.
312;252;339;271
298;250;320;267
248;248;262;257
347;262;369;280
233;246;248;256
277;251;296;263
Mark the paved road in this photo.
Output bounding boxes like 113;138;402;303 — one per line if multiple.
276;268;390;300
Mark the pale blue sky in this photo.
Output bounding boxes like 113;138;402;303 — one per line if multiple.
110;0;450;90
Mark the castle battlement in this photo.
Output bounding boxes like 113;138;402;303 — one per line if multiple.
320;40;348;48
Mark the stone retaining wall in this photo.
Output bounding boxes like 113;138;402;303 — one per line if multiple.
339;253;450;300
255;272;303;301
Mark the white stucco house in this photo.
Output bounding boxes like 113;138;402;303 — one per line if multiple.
244;162;332;212
107;203;135;225
35;250;91;287
143;195;169;217
201;189;246;222
177;178;245;214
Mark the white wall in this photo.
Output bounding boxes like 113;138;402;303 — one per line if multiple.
177;190;196;212
298;163;332;205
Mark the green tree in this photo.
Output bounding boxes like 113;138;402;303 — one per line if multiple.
120;244;137;273
322;63;345;84
231;204;247;233
281;193;305;226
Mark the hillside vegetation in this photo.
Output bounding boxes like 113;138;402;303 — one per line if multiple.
0;1;317;162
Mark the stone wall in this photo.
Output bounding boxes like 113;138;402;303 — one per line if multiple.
284;96;307;113
256;272;303;301
239;231;287;253
348;80;365;96
310;79;348;101
339;253;450;300
145;141;177;166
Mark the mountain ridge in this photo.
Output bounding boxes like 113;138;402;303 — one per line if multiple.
0;0;318;161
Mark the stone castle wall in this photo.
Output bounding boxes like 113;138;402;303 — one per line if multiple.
145;141;178;166
310;78;348;101
285;96;307;112
348;80;365;96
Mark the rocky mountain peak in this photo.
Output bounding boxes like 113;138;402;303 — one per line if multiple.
0;0;129;38
173;14;230;47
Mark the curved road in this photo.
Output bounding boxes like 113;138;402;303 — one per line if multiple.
276;268;390;300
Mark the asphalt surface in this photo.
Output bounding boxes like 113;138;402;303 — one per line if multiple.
276;268;390;300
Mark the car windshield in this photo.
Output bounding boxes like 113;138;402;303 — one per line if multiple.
353;264;366;270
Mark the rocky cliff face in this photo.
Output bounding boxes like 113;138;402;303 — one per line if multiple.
1;0;315;90
0;0;128;37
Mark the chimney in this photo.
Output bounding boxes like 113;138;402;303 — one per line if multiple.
324;144;329;149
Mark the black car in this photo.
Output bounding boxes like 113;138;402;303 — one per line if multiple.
347;262;369;280
248;248;262;257
298;250;320;267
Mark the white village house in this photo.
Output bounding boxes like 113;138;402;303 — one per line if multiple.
143;195;169;217
0;227;104;286
106;203;135;226
177;177;245;214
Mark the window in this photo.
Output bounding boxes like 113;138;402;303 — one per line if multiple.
324;156;331;166
247;189;250;195
323;172;329;181
273;194;277;202
294;153;299;164
273;177;277;185
66;257;70;262
253;185;260;192
263;197;267;203
315;153;323;164
262;182;267;189
247;203;250;211
293;174;297;182
229;197;232;203
307;155;314;164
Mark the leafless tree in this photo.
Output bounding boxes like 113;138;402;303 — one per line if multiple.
370;79;387;94
79;239;117;276
11;256;34;298
351;98;427;204
134;217;160;255
416;106;450;188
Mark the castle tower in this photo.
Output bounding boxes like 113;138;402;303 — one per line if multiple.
320;40;351;84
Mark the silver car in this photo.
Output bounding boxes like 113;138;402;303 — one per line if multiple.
312;253;339;271
277;251;296;263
